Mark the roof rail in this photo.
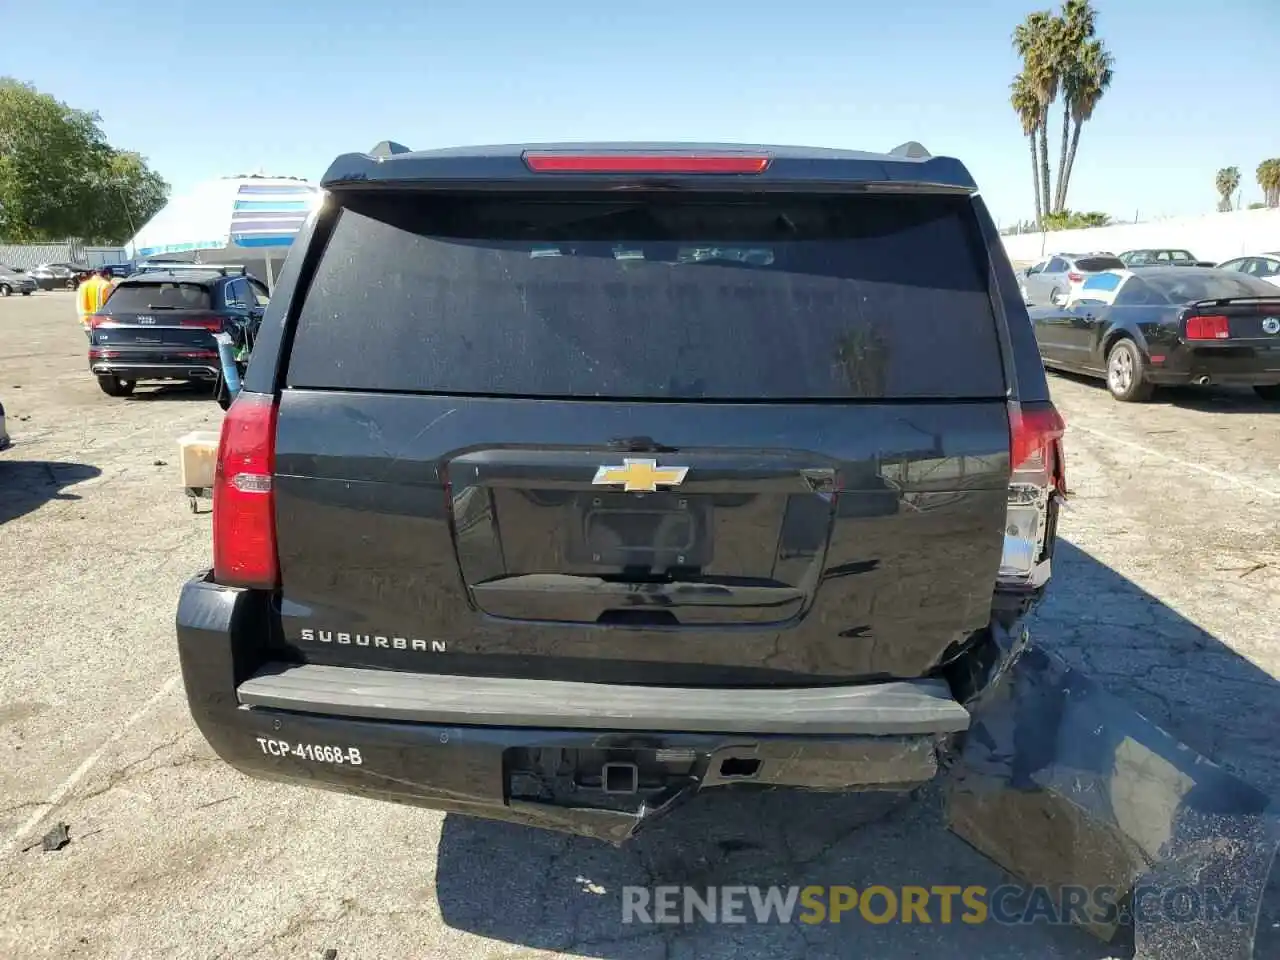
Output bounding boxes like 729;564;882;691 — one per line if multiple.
369;140;413;158
889;141;931;159
134;264;247;277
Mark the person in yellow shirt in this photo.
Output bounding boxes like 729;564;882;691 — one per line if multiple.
76;269;116;332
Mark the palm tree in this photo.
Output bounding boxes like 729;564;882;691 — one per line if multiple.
1052;0;1097;212
1215;167;1240;213
1058;37;1112;213
1258;158;1280;208
1010;73;1044;228
1013;12;1060;224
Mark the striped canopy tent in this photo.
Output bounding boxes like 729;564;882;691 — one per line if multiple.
124;176;322;288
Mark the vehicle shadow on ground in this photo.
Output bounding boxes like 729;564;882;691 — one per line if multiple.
1158;386;1279;414
0;460;101;524
1048;368;1277;414
123;383;217;403
434;538;1278;959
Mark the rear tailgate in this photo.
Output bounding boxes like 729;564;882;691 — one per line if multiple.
271;186;1015;686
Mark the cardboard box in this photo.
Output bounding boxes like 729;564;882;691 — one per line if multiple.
177;431;221;490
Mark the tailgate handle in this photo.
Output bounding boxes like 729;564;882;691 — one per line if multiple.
473;575;802;608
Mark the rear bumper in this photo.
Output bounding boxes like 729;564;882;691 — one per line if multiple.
90;361;219;381
177;573;971;842
1147;343;1280;386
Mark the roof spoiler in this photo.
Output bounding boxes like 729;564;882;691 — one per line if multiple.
1189;295;1280;308
320;142;978;192
889;141;931;159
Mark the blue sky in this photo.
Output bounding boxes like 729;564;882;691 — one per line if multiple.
9;0;1278;227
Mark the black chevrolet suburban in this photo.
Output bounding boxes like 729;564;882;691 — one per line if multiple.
175;142;1066;842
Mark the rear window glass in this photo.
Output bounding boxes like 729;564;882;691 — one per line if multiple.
1075;256;1125;272
1144;273;1276;302
105;282;211;312
288;192;1005;400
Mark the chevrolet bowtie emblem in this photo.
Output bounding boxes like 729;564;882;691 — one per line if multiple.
592;458;689;493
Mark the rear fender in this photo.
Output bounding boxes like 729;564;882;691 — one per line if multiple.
1101;321;1150;365
948;624;1279;958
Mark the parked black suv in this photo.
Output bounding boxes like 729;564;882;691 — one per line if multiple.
88;267;269;398
176;142;1067;842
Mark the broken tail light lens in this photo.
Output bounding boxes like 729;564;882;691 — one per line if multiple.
213;391;279;589
1000;402;1066;581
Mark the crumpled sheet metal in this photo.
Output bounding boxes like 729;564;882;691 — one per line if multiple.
947;630;1279;959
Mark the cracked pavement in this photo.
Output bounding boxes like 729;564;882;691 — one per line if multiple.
1;293;1277;958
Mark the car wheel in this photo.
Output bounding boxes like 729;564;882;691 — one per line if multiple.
1254;384;1280;402
1105;339;1153;402
96;375;136;397
21;290;31;296
65;279;76;290
0;283;10;297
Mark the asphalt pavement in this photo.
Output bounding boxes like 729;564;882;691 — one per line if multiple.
1;291;1277;959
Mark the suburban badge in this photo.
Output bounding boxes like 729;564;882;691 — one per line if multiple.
592;458;689;493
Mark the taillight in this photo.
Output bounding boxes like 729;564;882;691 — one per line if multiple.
213;392;279;588
88;314;110;328
180;315;226;331
1186;314;1230;340
522;152;771;174
1010;404;1066;477
1001;402;1066;582
1067;272;1083;284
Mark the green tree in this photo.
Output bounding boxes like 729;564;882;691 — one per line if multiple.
1010;73;1044;229
1042;209;1111;230
1052;0;1097;212
84;151;169;242
0;78;168;244
1012;11;1060;225
1059;36;1112;212
1257;158;1280;208
1215;167;1240;213
1010;2;1113;222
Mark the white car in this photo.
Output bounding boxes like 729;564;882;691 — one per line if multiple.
1020;252;1127;306
1215;252;1280;290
